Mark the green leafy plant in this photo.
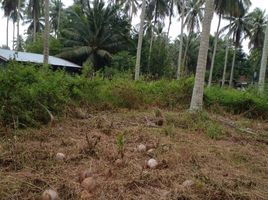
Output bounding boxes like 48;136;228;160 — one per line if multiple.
116;132;125;158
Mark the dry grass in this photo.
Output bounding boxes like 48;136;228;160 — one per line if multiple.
0;109;267;200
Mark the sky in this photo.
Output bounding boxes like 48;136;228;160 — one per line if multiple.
0;0;268;53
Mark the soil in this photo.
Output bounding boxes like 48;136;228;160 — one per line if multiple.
0;109;267;200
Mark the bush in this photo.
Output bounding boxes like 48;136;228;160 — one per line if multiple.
204;87;268;119
0;62;70;127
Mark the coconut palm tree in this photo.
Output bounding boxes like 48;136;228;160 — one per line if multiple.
176;0;185;79
258;20;268;93
134;0;146;80
183;0;204;69
16;0;21;51
25;0;43;42
167;0;183;38
1;0;17;48
248;8;267;50
43;0;49;65
59;0;130;69
117;0;139;23
221;1;251;87
190;0;214;111
50;0;63;38
220;0;251;87
10;7;20;50
208;0;234;87
210;0;251;87
221;35;231;87
146;0;169;73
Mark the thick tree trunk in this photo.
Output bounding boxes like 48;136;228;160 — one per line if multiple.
258;20;268;93
208;14;222;87
16;0;21;51
229;47;236;88
43;0;50;65
176;0;185;79
134;0;146;80
190;0;214;112
221;36;229;87
6;17;9;48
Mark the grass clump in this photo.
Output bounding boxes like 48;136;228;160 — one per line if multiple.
165;111;224;139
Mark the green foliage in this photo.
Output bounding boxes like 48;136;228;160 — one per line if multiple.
82;61;94;79
59;0;131;69
111;51;135;72
0;62;70;127
165;111;224;139
205;121;224;140
25;34;63;55
1;62;266;129
116;132;125;158
205;87;268;118
148;35;174;78
162;124;176;138
0;62;195;128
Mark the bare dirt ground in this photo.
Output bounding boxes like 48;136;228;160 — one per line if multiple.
0;109;268;200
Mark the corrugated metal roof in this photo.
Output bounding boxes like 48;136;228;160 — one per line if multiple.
0;48;81;69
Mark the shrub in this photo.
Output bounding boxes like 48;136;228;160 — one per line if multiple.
204;87;268;119
0;62;70;127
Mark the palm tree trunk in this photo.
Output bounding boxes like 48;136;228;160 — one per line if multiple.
147;1;159;73
229;47;236;88
57;1;61;38
147;32;154;73
258;20;268;93
134;0;146;80
221;36;229;87
33;10;37;42
190;0;214;112
6;17;9;48
13;22;15;50
167;0;174;38
176;0;185;79
208;13;222;87
43;0;50;65
16;0;21;51
182;33;190;74
167;16;172;38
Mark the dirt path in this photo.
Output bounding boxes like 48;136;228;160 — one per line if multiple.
0;110;267;200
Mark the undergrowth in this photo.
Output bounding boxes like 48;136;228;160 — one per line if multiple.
205;87;268;119
0;62;267;128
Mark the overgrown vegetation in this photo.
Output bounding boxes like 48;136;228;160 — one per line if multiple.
205;87;268;118
0;62;267;128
